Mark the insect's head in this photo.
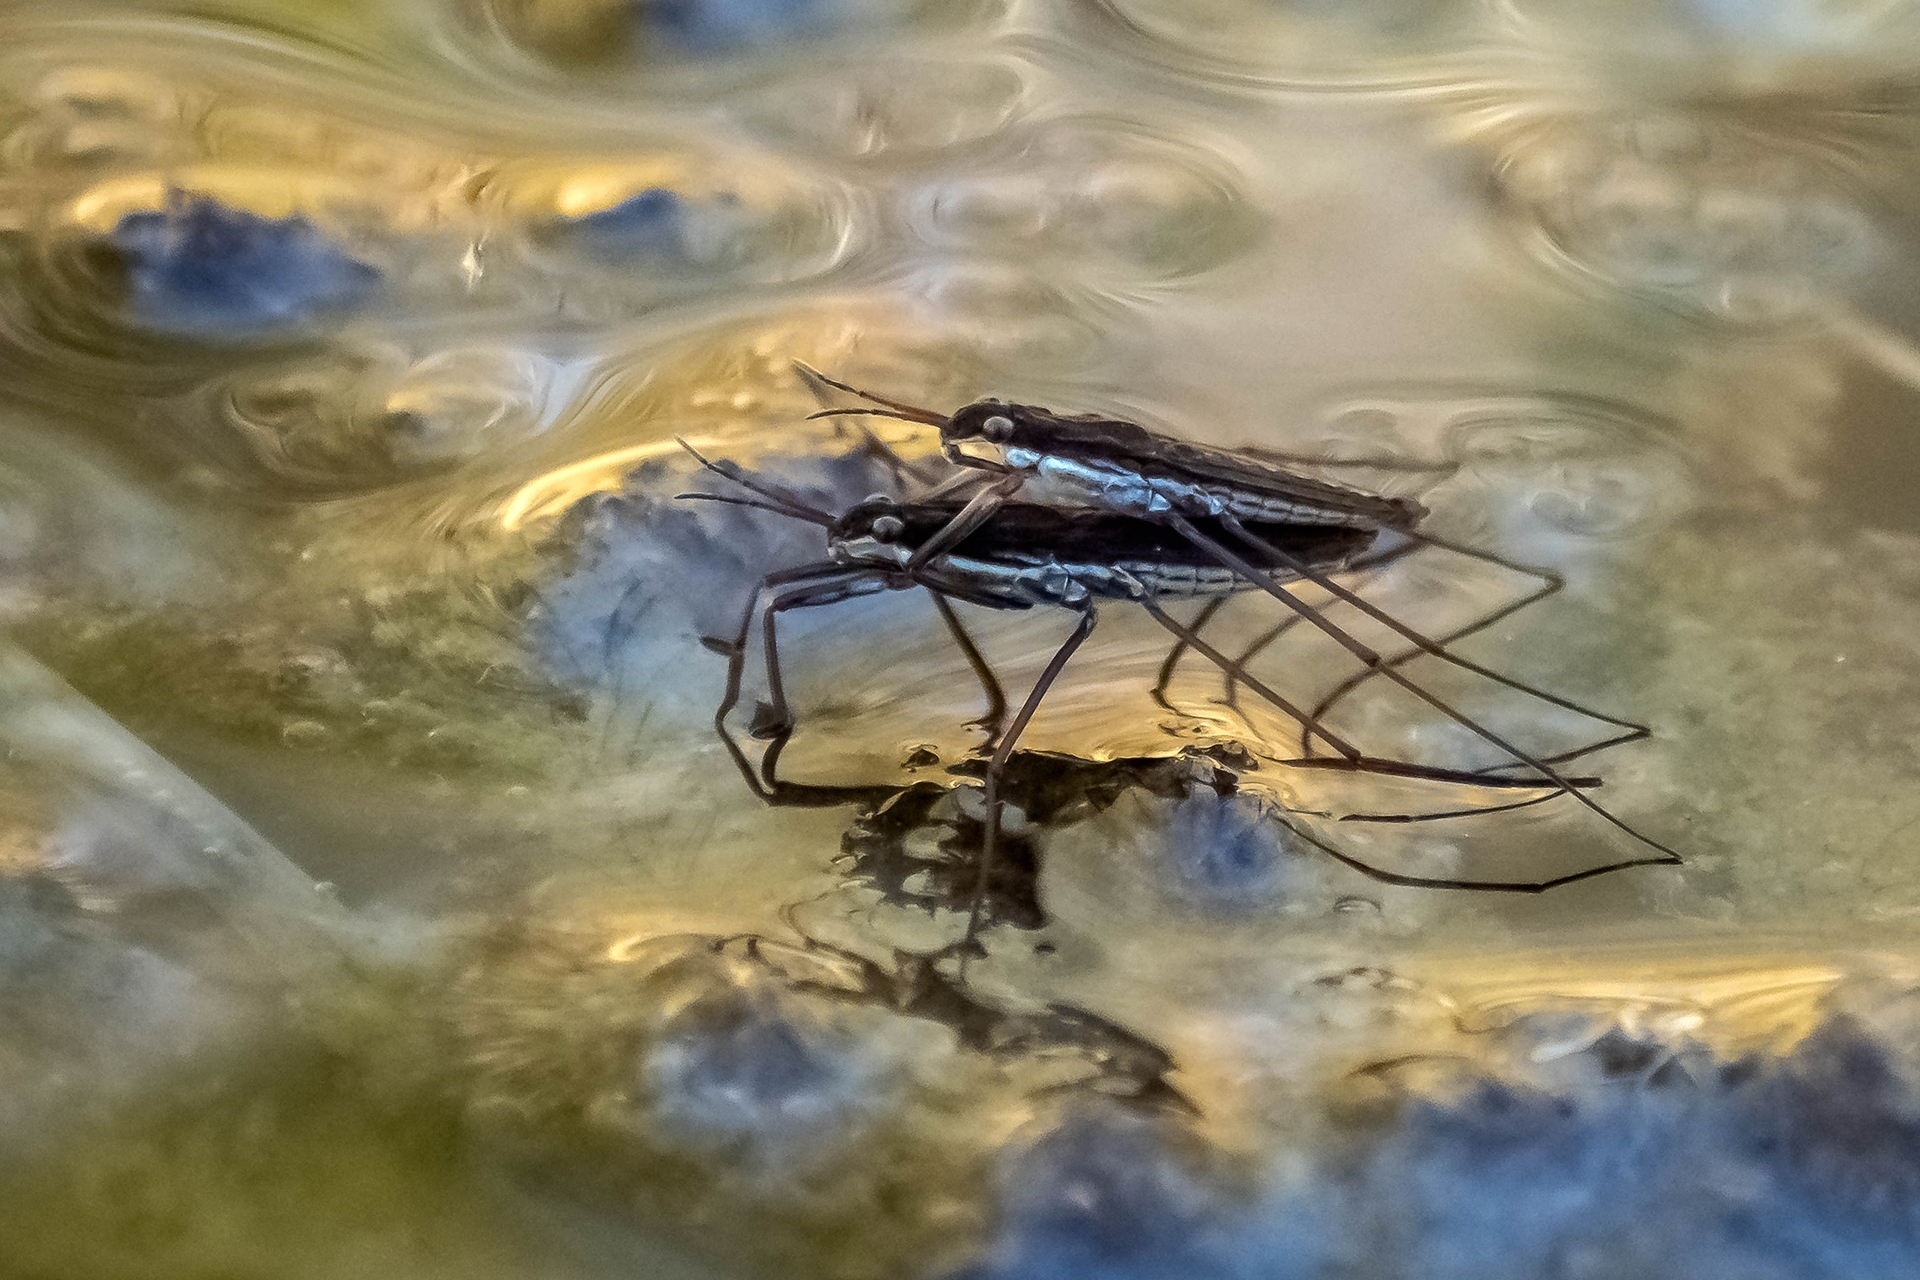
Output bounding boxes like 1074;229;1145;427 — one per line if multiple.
826;494;916;568
939;400;1050;469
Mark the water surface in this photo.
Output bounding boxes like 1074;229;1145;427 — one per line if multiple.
3;1;1920;1277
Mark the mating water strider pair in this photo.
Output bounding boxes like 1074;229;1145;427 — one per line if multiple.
682;365;1681;954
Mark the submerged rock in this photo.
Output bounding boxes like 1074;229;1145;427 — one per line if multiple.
105;194;379;335
646;0;838;55
558;187;694;258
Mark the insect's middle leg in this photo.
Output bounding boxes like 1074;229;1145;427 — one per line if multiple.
1149;595;1231;714
925;589;1009;748
1219;536;1429;714
961;604;1098;967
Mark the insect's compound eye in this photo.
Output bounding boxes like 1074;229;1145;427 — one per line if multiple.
870;515;906;542
982;415;1014;443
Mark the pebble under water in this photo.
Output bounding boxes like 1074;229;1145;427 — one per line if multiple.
4;1;1920;1278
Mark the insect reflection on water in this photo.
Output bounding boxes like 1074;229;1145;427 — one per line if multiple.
682;370;1683;962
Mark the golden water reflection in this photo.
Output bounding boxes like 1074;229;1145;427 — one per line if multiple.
2;0;1920;1277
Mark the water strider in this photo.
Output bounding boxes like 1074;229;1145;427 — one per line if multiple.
798;366;1678;868
679;430;1672;960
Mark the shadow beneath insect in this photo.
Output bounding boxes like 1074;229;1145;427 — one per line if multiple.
688;746;1253;1115
730;929;1193;1113
840;747;1252;937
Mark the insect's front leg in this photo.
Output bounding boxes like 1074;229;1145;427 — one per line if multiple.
903;469;1029;572
755;572;896;745
709;565;898;808
710;562;851;731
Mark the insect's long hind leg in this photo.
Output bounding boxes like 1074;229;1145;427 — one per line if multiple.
1267;807;1680;893
1170;513;1679;864
926;589;1009;747
961;605;1098;969
1141;599;1365;762
1216;538;1421;715
1293;530;1649;767
1144;598;1650;884
1338;789;1577;825
1150;596;1230;714
1141;600;1591;791
1221;615;1306;714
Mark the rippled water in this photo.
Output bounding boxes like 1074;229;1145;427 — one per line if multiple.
4;2;1920;1277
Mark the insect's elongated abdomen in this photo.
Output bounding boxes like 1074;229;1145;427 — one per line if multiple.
904;551;1248;609
943;402;1426;530
826;499;1375;609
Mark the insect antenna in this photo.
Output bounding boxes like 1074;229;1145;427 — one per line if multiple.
792;361;950;426
674;438;837;525
807;408;934;424
676;492;835;526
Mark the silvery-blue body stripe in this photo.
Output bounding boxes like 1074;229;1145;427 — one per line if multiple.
832;538;1276;610
1007;447;1383;528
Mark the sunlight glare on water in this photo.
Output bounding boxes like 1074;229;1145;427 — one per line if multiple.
3;1;1920;1277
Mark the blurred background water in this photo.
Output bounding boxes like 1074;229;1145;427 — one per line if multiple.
2;0;1920;1277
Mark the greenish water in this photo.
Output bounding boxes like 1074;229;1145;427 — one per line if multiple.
3;2;1920;1277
